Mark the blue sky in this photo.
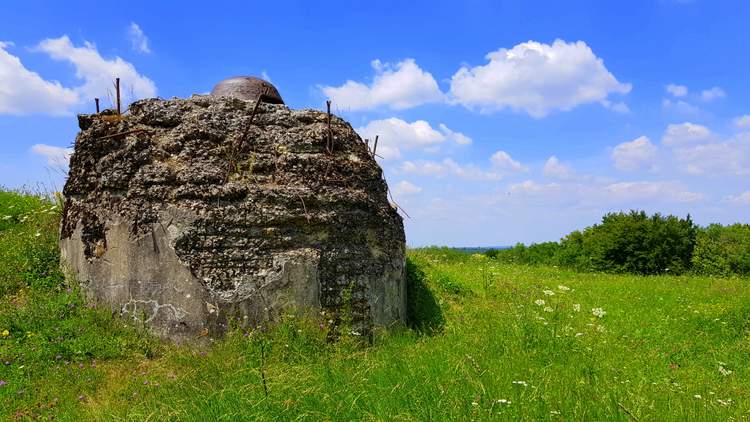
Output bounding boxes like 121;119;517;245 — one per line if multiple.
2;0;749;246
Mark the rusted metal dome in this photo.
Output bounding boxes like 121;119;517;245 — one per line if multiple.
210;76;284;104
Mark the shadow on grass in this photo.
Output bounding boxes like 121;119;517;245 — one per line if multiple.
406;257;445;334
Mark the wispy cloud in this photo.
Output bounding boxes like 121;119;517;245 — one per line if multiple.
127;22;151;54
31;144;73;167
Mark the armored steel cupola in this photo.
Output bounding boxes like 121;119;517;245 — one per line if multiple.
210;76;285;104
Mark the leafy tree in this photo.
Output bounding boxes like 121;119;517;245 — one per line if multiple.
692;224;750;277
482;210;750;278
484;242;561;265
561;210;696;275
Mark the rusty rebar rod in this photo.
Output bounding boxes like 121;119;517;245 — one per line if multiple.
326;100;333;154
297;192;310;223
98;128;148;140
115;78;121;115
234;89;266;152
387;188;411;219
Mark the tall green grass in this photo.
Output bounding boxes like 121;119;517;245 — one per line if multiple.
2;191;750;420
0;190;161;419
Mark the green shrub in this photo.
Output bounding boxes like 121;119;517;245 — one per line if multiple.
556;230;590;269
571;210;697;275
485;242;561;265
484;248;500;259
692;224;750;277
488;210;700;276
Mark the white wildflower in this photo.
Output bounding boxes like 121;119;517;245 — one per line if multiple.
694;394;702;399
596;325;606;333
717;398;733;406
512;380;528;387
592;307;606;318
543;290;555;296
534;299;545;306
544;306;554;313
718;363;733;376
573;304;581;312
557;285;570;292
496;399;511;405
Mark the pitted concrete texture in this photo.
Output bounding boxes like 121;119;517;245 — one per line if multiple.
60;95;406;342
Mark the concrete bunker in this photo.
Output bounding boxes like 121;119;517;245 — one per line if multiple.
60;78;406;343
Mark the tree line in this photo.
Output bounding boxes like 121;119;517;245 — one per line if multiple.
485;210;750;277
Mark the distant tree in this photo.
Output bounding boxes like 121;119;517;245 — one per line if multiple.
482;210;750;278
557;230;588;269
484;248;500;259
692;224;750;277
560;210;696;275
484;242;561;265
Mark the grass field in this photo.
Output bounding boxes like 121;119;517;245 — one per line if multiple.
2;190;750;420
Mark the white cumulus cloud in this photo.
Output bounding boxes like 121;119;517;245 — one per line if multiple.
724;191;750;205
700;86;725;102
490;150;527;172
505;179;703;206
601;100;630;114
662;98;699;114
321;59;443;111
605;181;704;203
438;123;472;145
671;132;750;176
0;41;79;115
1;36;155;115
31;144;73;167
448;39;631;117
612;136;658;171
393;180;422;196
543;156;576;179
357;118;470;159
661;122;713;146
401;158;502;181
36;35;156;107
127;22;151;54
733;115;750;128
666;84;688;97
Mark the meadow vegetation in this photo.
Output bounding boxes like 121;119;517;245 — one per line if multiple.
2;190;750;420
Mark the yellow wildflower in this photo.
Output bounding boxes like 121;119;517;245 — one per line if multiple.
1;330;9;337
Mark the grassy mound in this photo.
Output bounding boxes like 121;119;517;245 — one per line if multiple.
2;191;750;420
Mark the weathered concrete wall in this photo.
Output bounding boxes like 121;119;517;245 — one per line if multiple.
60;96;406;342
